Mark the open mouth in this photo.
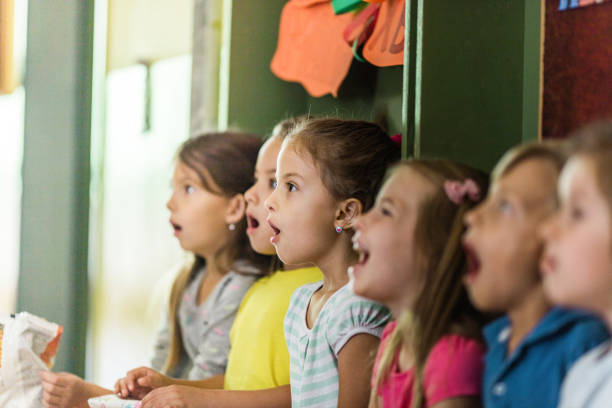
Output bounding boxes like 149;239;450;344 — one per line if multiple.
268;219;281;243
351;237;370;272
170;220;182;235
246;213;260;232
463;243;481;283
540;252;557;276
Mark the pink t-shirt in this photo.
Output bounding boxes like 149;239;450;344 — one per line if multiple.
371;321;484;408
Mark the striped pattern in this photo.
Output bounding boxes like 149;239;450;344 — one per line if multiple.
285;282;391;407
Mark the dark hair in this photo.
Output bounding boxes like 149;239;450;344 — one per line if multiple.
164;132;272;374
288;118;401;213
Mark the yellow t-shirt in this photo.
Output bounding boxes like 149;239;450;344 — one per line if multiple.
224;267;322;390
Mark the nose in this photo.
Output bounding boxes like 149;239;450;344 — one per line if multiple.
354;210;371;232
244;184;257;205
167;191;176;211
464;201;483;228
264;189;277;212
539;212;559;242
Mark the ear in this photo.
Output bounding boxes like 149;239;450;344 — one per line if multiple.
225;194;246;225
334;198;363;230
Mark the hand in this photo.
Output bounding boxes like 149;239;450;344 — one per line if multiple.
114;366;172;399
40;371;91;408
140;385;209;408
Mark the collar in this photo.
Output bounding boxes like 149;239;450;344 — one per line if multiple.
484;307;596;350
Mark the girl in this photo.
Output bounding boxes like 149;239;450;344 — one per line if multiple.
462;142;608;408
540;121;612;407
352;159;488;408
266;118;400;408
41;132;268;408
116;117;323;403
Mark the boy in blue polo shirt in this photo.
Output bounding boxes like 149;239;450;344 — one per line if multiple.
462;142;609;407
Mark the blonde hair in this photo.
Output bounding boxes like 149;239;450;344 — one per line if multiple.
567;120;612;213
371;159;488;408
163;132;270;375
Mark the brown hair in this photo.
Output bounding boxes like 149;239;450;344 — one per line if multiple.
287;118;401;213
372;159;489;408
567;120;612;212
164;132;272;375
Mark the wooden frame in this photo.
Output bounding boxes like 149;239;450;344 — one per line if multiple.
0;0;15;94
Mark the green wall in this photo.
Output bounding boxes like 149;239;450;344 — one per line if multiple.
225;0;541;169
18;0;94;375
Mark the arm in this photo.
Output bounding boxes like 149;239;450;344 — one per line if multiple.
337;333;381;408
116;368;224;399
40;372;112;408
139;384;291;408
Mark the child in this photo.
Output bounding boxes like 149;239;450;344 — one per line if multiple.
266;118;400;408
462;142;609;408
540;121;612;407
352;159;488;408
41;132;268;408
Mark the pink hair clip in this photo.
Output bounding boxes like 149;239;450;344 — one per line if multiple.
444;179;481;205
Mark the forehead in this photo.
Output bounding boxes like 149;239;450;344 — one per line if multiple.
494;158;559;207
257;137;283;170
277;140;318;176
560;155;598;198
380;166;435;205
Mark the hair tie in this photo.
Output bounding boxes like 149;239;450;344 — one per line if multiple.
444;179;481;205
390;133;402;146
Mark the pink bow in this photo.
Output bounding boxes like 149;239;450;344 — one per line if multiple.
444;179;481;205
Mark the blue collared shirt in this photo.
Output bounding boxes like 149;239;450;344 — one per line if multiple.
483;307;609;408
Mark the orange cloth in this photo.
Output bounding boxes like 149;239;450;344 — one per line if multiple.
363;0;404;67
271;0;355;97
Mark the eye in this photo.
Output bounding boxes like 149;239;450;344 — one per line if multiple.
570;205;584;221
498;198;512;214
185;185;195;194
269;178;277;190
379;205;392;217
287;182;297;192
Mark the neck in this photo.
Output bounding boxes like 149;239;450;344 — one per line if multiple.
388;299;413;321
315;234;355;292
506;285;551;354
200;251;229;279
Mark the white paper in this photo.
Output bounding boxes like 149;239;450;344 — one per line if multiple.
88;394;141;408
0;312;61;408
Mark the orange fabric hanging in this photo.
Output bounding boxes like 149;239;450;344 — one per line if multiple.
271;0;355;97
362;0;404;67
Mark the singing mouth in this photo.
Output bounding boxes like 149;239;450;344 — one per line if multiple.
246;212;260;231
170;220;182;234
268;219;281;242
463;242;481;283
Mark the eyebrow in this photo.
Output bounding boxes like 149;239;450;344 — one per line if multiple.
279;172;304;180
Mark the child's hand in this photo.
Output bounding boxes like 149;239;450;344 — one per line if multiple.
40;371;91;408
140;385;209;408
114;366;171;399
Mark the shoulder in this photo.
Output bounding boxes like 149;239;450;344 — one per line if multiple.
427;335;485;369
424;335;485;404
327;285;390;324
548;308;610;359
325;285;391;353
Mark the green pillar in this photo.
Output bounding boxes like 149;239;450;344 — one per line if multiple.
18;0;94;375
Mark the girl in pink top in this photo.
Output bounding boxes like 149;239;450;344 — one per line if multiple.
352;159;488;408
